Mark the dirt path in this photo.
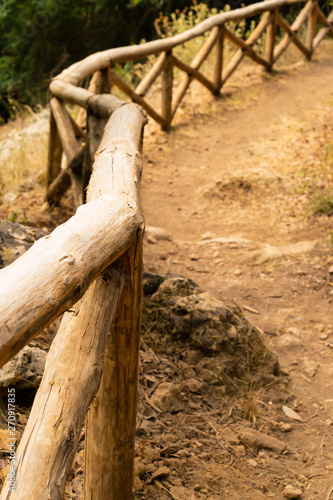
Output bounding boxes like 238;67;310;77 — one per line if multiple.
1;39;333;500
140;41;333;499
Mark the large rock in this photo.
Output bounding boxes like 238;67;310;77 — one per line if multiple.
0;346;47;390
143;275;279;390
0;220;47;268
151;382;183;413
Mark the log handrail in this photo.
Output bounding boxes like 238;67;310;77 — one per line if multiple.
0;0;332;498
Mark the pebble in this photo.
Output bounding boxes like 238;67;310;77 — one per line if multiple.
283;484;302;499
235;445;246;457
279;422;292;432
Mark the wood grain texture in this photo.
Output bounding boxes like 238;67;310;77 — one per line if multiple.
265;10;277;68
47;143;86;206
273;0;315;61
0;104;146;369
0;269;124;500
172;26;220;119
213;27;224;92
161;51;173;130
85;233;143;500
136;52;168;97
46;110;62;187
109;70;166;127
222;12;273;85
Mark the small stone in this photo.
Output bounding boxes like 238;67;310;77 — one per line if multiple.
150;466;170;481
194;484;201;491
221;427;239;445
151;382;183;412
201;231;217;240
247;458;258;467
235;445;246;457
134;457;146;478
234;269;242;275
283;484;302;499
147;235;156;244
180;378;203;393
279;422;292;432
175;449;191;458
134;476;143;491
320;333;328;340
159;254;167;261
143;447;161;462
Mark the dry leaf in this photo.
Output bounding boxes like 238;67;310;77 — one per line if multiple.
282;405;303;421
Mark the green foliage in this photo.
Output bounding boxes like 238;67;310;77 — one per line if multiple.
0;0;206;120
311;192;333;216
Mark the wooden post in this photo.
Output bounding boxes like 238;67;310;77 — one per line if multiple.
85;233;143;500
161;50;173;130
84;103;146;500
49;97;83;207
47;143;86;206
306;0;318;56
213;26;224;93
46;109;62;187
82;70;111;200
0;269;124;500
265;9;277;69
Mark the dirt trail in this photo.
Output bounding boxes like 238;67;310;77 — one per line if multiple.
140;41;333;499
1;39;333;500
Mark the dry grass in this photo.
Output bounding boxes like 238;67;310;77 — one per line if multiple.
0;110;49;197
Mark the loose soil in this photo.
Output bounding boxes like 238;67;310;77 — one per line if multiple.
0;39;333;500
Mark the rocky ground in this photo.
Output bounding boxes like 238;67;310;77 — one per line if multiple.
0;38;333;500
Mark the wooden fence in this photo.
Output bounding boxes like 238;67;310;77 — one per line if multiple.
0;0;332;498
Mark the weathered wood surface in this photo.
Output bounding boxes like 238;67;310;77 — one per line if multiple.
109;70;166;127
313;10;333;49
161;51;173;130
47;143;86;206
50;97;83;207
213;27;224;92
273;0;315;61
306;0;318;53
49;79;124;117
54;0;307;85
0;269;124;500
46;110;62;187
224;27;271;68
222;11;274;85
275;12;312;58
172;55;218;94
136;52;168;96
83;70;111;200
265;10;277;68
0;103;146;369
172;26;220;119
85;234;143;500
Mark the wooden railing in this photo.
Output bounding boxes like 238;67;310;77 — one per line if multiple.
0;0;332;498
